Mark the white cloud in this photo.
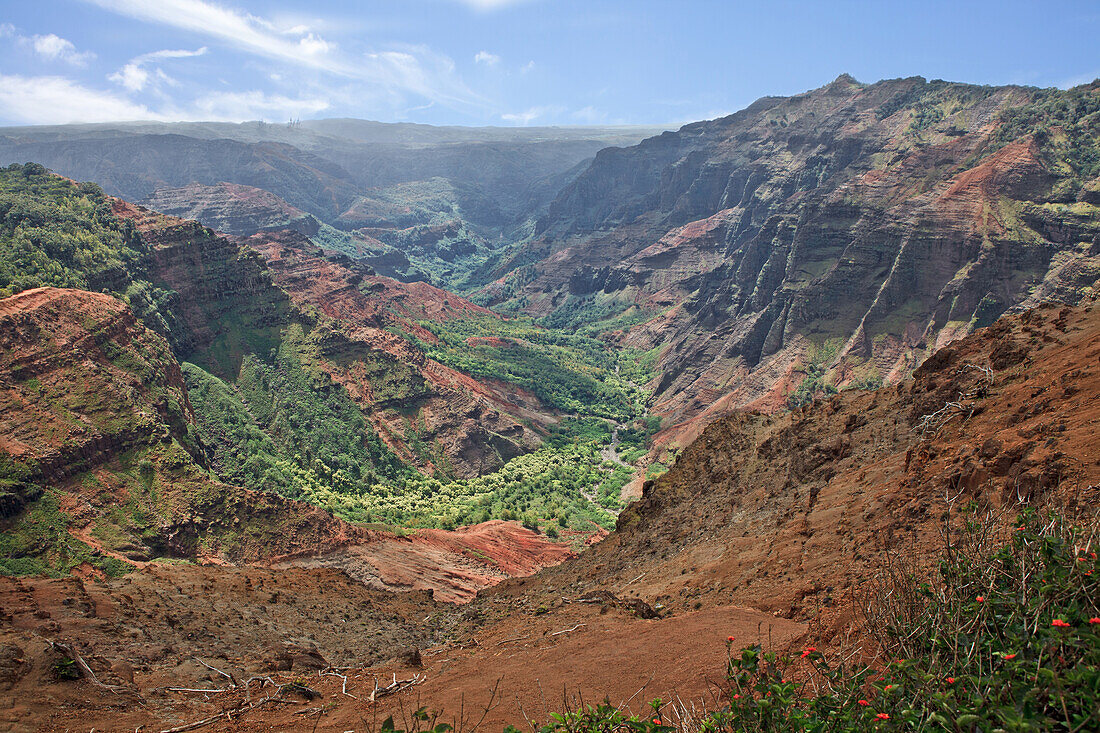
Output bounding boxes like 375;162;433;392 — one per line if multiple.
83;0;483;110
0;75;160;123
109;63;149;92
1;28;96;66
501;105;561;125
109;46;207;92
520;60;536;74
474;50;500;66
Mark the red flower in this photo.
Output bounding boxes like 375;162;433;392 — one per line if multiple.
946;677;955;684
1052;619;1072;628
858;700;870;706
801;646;817;658
1003;653;1017;660
733;694;741;700
726;636;735;642
885;685;895;690
1091;551;1097;559
653;720;661;726
976;595;984;603
1089;618;1100;625
1015;525;1025;531
876;713;890;720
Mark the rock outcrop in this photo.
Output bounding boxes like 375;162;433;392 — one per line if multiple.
495;77;1100;447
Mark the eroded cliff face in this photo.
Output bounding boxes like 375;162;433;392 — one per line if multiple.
139;182;322;237
0;287;368;569
103;201;547;478
520;299;1100;634
495;76;1100;445
244;232;547;476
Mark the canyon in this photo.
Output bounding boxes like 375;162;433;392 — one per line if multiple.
0;74;1097;731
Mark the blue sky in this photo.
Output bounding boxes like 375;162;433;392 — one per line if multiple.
1;0;1097;127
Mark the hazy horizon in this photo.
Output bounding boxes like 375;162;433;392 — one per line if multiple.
1;1;1098;128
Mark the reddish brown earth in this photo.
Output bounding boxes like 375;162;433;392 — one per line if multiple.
6;299;1097;732
0;287;369;564
243;232;550;475
278;521;578;603
104;200;553;477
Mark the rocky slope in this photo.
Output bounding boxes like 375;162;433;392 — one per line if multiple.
0;287;368;571
241;229;548;475
104;199;548;477
136;181;323;237
9;297;1098;733
491;76;1100;449
513;298;1100;631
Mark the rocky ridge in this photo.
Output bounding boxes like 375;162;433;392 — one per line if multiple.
492;76;1100;452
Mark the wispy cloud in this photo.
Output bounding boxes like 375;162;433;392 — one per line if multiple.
474;50;501;66
0;72;334;124
83;0;483;110
109;46;207;92
0;75;159;123
571;105;606;123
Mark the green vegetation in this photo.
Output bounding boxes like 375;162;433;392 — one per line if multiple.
787;341;842;409
284;441;620;531
185;329;635;530
413;316;648;420
0;490;132;578
184;325;411;507
995;82;1100;181
0;163;144;297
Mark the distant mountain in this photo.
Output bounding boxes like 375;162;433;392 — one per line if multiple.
0;119;666;289
486;75;1100;444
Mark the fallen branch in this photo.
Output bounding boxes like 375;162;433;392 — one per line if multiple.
193;658;236;686
368;672;426;703
45;639;120;694
158;693;279;733
165;688;232;694
321;669;358;699
550;623;586;636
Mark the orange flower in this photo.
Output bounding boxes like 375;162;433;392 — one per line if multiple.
876;713;890;720
1003;654;1017;660
858;700;870;706
653;719;661;726
946;677;955;684
976;596;984;603
885;685;895;690
1089;618;1100;625
1052;619;1072;628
